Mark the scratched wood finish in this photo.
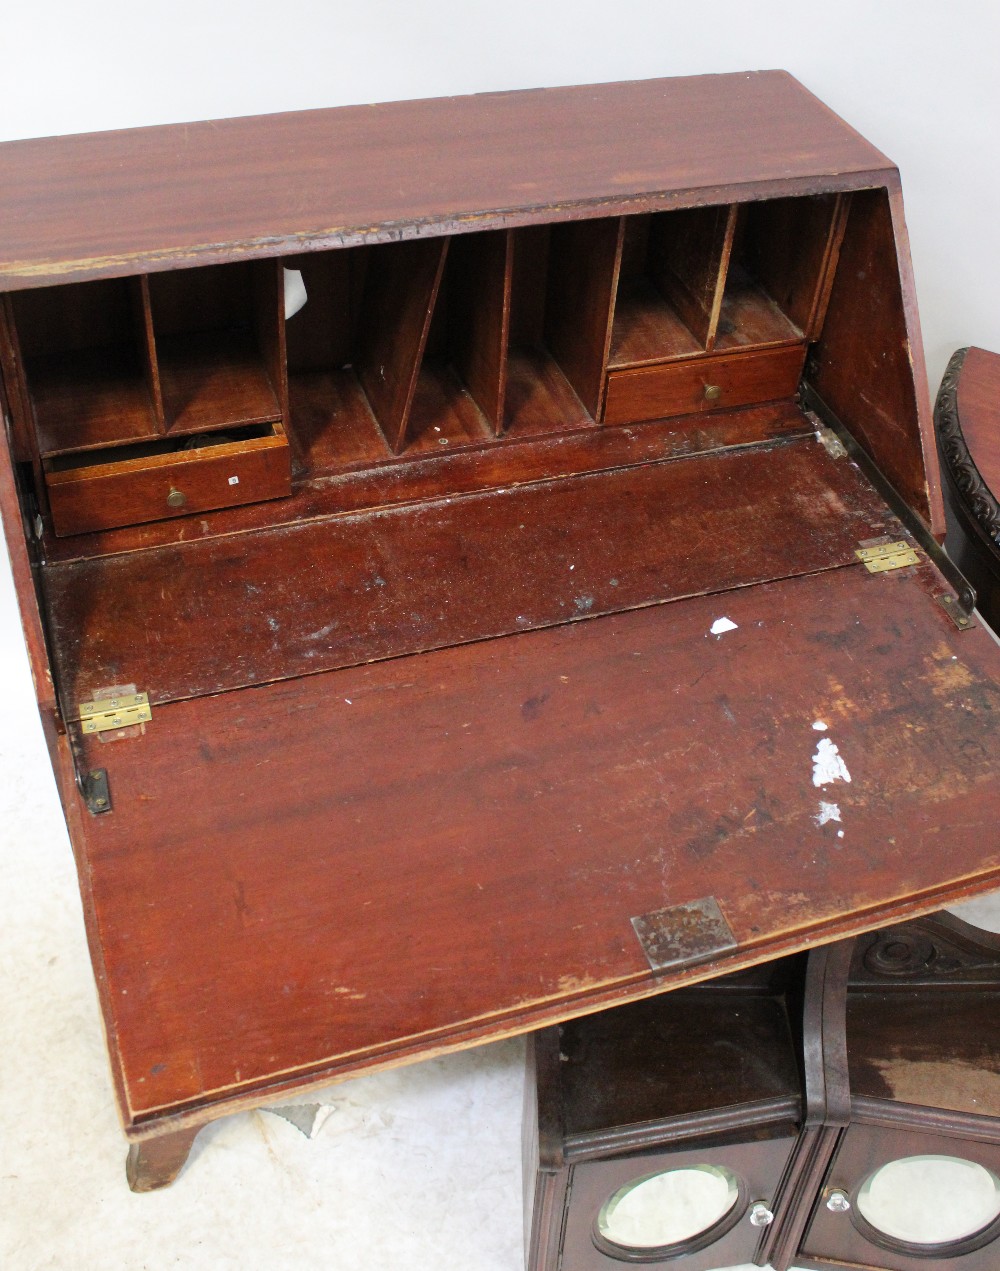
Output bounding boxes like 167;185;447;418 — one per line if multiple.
42;400;812;563
0;76;987;1190
44;433;897;709
70;564;1000;1122
0;74;892;289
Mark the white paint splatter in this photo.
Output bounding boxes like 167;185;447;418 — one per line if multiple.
812;720;829;732
812;737;852;787
815;801;842;826
710;617;738;636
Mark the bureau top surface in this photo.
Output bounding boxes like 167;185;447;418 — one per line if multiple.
0;72;891;288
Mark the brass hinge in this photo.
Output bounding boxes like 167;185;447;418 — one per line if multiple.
855;541;920;574
78;691;152;735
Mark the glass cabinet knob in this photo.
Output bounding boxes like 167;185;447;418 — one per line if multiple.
826;1189;852;1213
749;1201;774;1227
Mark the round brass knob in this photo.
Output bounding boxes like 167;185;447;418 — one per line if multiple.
703;384;723;402
167;488;187;510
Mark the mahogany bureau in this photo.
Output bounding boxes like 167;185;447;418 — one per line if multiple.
3;72;1000;1192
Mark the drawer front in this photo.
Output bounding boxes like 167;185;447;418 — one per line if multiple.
602;344;807;425
45;425;291;537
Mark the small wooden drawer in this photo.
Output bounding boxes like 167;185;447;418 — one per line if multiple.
44;421;291;537
602;343;807;425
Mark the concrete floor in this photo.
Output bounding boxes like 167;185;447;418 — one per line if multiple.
3;549;999;1271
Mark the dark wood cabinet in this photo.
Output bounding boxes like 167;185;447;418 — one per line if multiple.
523;961;809;1269
524;915;1000;1271
791;914;1000;1271
3;72;1000;1190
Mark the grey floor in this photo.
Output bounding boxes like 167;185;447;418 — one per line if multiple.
3;545;999;1269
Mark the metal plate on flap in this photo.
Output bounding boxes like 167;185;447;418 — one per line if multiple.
631;896;737;974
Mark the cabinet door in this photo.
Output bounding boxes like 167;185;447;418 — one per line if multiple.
560;1134;797;1270
800;1125;1000;1270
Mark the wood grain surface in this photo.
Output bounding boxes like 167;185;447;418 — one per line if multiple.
69;562;1000;1123
0;73;892;288
44;431;897;709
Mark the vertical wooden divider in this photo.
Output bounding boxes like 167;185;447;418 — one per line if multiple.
356;237;450;454
648;203;737;352
805;193;851;339
545;217;624;419
253;259;300;470
448;230;512;436
132;276;165;434
0;295;46;512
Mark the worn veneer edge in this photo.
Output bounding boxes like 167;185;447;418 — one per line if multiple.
115;863;1000;1139
0;171;896;291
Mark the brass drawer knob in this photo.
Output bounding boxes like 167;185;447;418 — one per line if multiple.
167;488;187;509
703;383;723;402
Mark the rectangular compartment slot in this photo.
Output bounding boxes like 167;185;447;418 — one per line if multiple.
148;261;284;435
608;206;735;370
356;237;450;454
715;194;844;352
284;246;387;473
9;277;163;455
544;217;623;418
444;229;511;437
402;235;502;453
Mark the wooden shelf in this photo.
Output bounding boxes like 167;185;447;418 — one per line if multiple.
157;330;282;434
288;368;388;473
405;361;493;454
716;194;845;353
504;348;593;438
714;269;803;352
608;276;703;370
26;347;160;456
